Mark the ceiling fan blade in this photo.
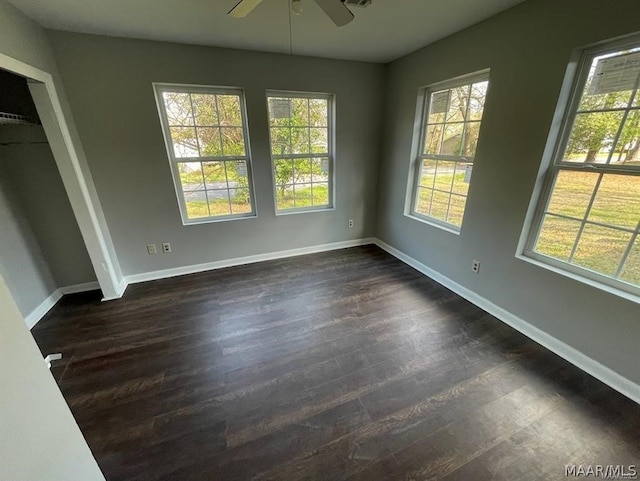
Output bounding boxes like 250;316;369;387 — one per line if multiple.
313;0;354;26
228;0;263;18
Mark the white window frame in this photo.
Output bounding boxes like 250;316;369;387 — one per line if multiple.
266;90;335;214
153;83;257;225
519;34;640;303
407;70;490;233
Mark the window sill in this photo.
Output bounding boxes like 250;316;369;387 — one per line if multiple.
404;213;461;235
275;206;335;216
182;213;257;226
516;252;640;306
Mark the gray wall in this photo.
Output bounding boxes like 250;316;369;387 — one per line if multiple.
47;32;385;276
0;124;96;288
377;0;640;383
0;141;57;316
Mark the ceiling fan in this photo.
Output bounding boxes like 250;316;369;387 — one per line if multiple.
228;0;355;27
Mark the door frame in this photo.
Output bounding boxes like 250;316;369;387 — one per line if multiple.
0;52;125;300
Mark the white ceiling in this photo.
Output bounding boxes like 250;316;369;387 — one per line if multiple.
7;0;528;62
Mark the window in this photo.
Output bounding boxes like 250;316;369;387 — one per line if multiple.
267;92;333;212
525;37;640;297
409;72;490;230
154;84;255;224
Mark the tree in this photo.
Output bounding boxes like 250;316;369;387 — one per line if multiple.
566;84;640;164
269;97;328;197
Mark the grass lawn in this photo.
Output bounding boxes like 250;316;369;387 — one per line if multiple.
415;168;469;227
536;170;639;284
276;184;329;210
417;168;639;285
185;197;251;218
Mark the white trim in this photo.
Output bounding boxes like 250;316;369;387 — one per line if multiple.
0;51;124;300
152;83;258;225
25;290;62;329
126;238;376;284
59;281;100;295
373;238;640;405
102;278;128;301
26;281;104;329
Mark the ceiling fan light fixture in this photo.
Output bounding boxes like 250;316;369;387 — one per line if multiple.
291;0;303;15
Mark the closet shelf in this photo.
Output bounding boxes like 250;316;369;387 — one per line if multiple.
0;111;39;125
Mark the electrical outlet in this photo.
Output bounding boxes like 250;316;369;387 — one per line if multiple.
147;244;157;255
472;260;480;274
162;242;172;253
348;219;354;228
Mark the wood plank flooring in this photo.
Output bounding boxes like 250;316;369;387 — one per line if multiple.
31;246;640;481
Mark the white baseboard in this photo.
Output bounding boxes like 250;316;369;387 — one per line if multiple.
60;281;100;295
27;281;101;329
25;290;63;329
126;238;377;285
102;277;128;302
374;238;640;405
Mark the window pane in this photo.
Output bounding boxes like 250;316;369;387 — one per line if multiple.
563;111;625;163
156;86;255;222
269;98;293;125
293;158;311;184
415;187;433;215
170;127;199;157
202;161;226;189
430;190;450;220
469;81;488;120
312;182;329;206
419;159;436;188
230;188;251;214
572;224;632;276
451;162;471;196
276;184;294;210
441;123;464;155
291;127;310;154
588;173;640;229
620;239;640;285
163;92;193;126
271;127;291;155
546;170;599;220
461;121;481;157
310;128;328;154
309;99;328;127
191;94;218;125
269;93;332;212
208;190;231;216
412;76;488;229
228;160;249;187
179;162;204;191
217;95;242;126
434;161;456;192
292;98;309;124
221;127;245;156
311;158;329;182
447;194;467;227
274;159;294;186
535;215;582;261
294;183;313;207
611;109;640;163
529;47;640;291
578;90;632;112
184;191;209;219
196;127;221;157
446;85;470;123
424;124;444;155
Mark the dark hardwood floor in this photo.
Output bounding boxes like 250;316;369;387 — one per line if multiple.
32;246;640;480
